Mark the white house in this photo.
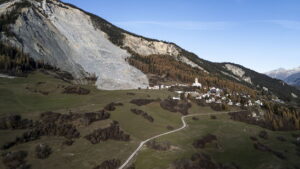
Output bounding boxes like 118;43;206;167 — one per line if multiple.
252;112;257;118
202;93;210;98
210;98;216;103
248;100;253;106
216;100;222;104
192;78;202;88
172;97;181;100
185;91;200;98
255;100;263;106
177;83;188;87
206;100;211;103
196;96;202;100
176;91;183;94
216;88;222;93
165;85;171;89
148;85;160;90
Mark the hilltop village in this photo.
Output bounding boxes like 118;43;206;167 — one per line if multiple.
148;78;264;108
147;78;300;131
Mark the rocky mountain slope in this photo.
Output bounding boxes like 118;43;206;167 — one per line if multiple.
0;0;299;104
266;67;300;88
0;0;149;90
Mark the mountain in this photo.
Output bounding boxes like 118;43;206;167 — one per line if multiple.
266;67;300;80
1;1;300;169
285;72;300;87
0;0;299;104
266;67;300;88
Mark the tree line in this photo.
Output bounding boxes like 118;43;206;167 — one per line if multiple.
263;101;300;130
0;43;54;76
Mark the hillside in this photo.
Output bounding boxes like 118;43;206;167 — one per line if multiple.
0;71;300;169
219;63;299;103
0;0;299;106
286;72;300;87
0;1;300;168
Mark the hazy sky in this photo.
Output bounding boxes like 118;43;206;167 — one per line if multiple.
62;0;300;73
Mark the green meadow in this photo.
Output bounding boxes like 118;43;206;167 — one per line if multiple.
0;71;299;169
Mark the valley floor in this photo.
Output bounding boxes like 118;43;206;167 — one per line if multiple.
0;71;299;169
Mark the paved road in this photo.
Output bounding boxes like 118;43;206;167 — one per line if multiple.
118;112;229;169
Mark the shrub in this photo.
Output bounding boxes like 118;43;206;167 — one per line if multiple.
62;139;74;146
253;142;286;160
85;121;130;144
104;102;123;111
193;134;217;149
192;117;199;121
131;109;154;122
160;99;191;115
35;144;52;159
258;131;268;140
130;99;158;106
93;159;121;169
0;115;33;130
2;151;30;169
62;86;90;95
166;126;174;130
146;140;171;151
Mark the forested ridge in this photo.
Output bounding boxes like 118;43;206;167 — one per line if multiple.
127;51;257;97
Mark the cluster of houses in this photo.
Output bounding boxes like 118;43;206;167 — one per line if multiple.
148;78;201;90
148;85;170;90
148;78;204;90
149;78;265;108
147;83;188;90
185;88;261;107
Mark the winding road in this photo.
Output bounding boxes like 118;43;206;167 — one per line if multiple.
118;112;229;169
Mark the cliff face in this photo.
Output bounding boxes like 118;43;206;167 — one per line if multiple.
1;0;149;90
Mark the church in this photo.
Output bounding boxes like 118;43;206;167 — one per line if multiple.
192;78;202;88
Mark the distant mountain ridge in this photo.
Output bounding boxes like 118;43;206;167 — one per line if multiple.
266;67;300;87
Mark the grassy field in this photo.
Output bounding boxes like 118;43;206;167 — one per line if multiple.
134;114;300;169
0;71;299;169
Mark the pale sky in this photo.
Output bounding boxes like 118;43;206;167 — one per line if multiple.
62;0;300;73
